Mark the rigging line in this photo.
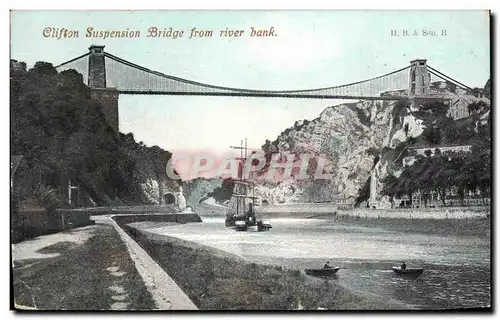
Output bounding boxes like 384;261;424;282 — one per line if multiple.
427;66;474;91
54;52;90;69
104;51;411;94
428;69;472;92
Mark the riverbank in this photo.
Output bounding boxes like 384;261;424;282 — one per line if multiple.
195;202;491;238
121;224;406;310
11;204;184;244
12;224;156;310
318;215;491;238
258;204;489;220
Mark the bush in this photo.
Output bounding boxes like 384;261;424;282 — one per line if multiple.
32;184;62;210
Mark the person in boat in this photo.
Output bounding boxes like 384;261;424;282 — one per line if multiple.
324;261;332;269
401;261;407;270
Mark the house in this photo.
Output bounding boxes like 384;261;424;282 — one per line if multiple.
411;145;472;157
334;196;355;210
403;145;472;167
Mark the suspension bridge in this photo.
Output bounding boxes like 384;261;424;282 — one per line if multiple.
55;45;474;131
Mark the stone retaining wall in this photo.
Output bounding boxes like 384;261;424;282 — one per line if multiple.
112;213;202;226
11;209;94;243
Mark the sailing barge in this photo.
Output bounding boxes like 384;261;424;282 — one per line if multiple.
224;138;272;232
225;180;272;232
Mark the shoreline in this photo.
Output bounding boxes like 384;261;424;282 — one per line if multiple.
194;203;490;238
120;223;407;310
195;201;490;219
316;215;491;238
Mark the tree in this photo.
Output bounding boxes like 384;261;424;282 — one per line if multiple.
381;174;399;208
484;79;491;99
11;59;176;207
208;178;235;203
355;177;371;207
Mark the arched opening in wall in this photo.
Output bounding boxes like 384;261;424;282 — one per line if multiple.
164;193;176;204
261;199;269;205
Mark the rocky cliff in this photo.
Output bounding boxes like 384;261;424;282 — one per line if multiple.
182;178;223;205
250;82;490;206
119;133;186;207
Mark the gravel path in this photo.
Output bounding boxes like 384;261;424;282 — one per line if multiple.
12;224;156;310
100;215;198;310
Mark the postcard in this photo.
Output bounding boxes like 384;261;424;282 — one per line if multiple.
10;10;491;311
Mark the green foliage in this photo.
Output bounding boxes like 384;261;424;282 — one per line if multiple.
346;104;371;127
412;100;489;148
305;179;333;202
11;60;172;207
365;147;379;157
467;100;489;115
32;184;62;210
207;178;235;203
381;148;491;207
391;100;411;127
355;177;371;207
380;97;491;207
484;79;491;99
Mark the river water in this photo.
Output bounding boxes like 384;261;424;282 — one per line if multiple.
131;216;491;310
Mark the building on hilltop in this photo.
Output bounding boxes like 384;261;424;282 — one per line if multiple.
411;145;472;157
402;145;472;168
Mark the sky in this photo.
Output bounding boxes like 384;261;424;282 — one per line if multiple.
10;10;490;156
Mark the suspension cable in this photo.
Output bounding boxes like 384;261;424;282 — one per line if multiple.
427;65;474;92
54;52;90;69
104;51;410;94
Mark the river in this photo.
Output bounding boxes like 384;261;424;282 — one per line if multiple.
130;209;491;310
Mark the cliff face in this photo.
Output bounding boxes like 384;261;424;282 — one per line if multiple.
251;82;490;205
119;133;185;207
251;99;394;204
182;178;222;205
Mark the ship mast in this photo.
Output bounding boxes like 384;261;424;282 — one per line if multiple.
229;138;254;215
229;138;249;180
225;138;271;231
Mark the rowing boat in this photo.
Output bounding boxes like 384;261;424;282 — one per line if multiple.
392;266;424;275
305;267;340;277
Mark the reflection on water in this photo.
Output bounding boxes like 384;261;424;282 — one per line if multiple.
133;216;491;309
247;256;490;310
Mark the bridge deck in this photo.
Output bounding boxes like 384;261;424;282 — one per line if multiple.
116;90;411;100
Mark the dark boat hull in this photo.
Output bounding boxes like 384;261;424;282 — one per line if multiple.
225;218;235;227
305;268;340;277
392;267;424;275
257;220;272;232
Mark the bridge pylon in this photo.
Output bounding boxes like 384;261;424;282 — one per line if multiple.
88;45;119;132
409;59;431;96
408;59;452;107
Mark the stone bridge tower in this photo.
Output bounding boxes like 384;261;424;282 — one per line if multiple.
88;45;119;132
409;59;431;96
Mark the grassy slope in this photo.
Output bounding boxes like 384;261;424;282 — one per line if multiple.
123;225;404;310
13;225;156;310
